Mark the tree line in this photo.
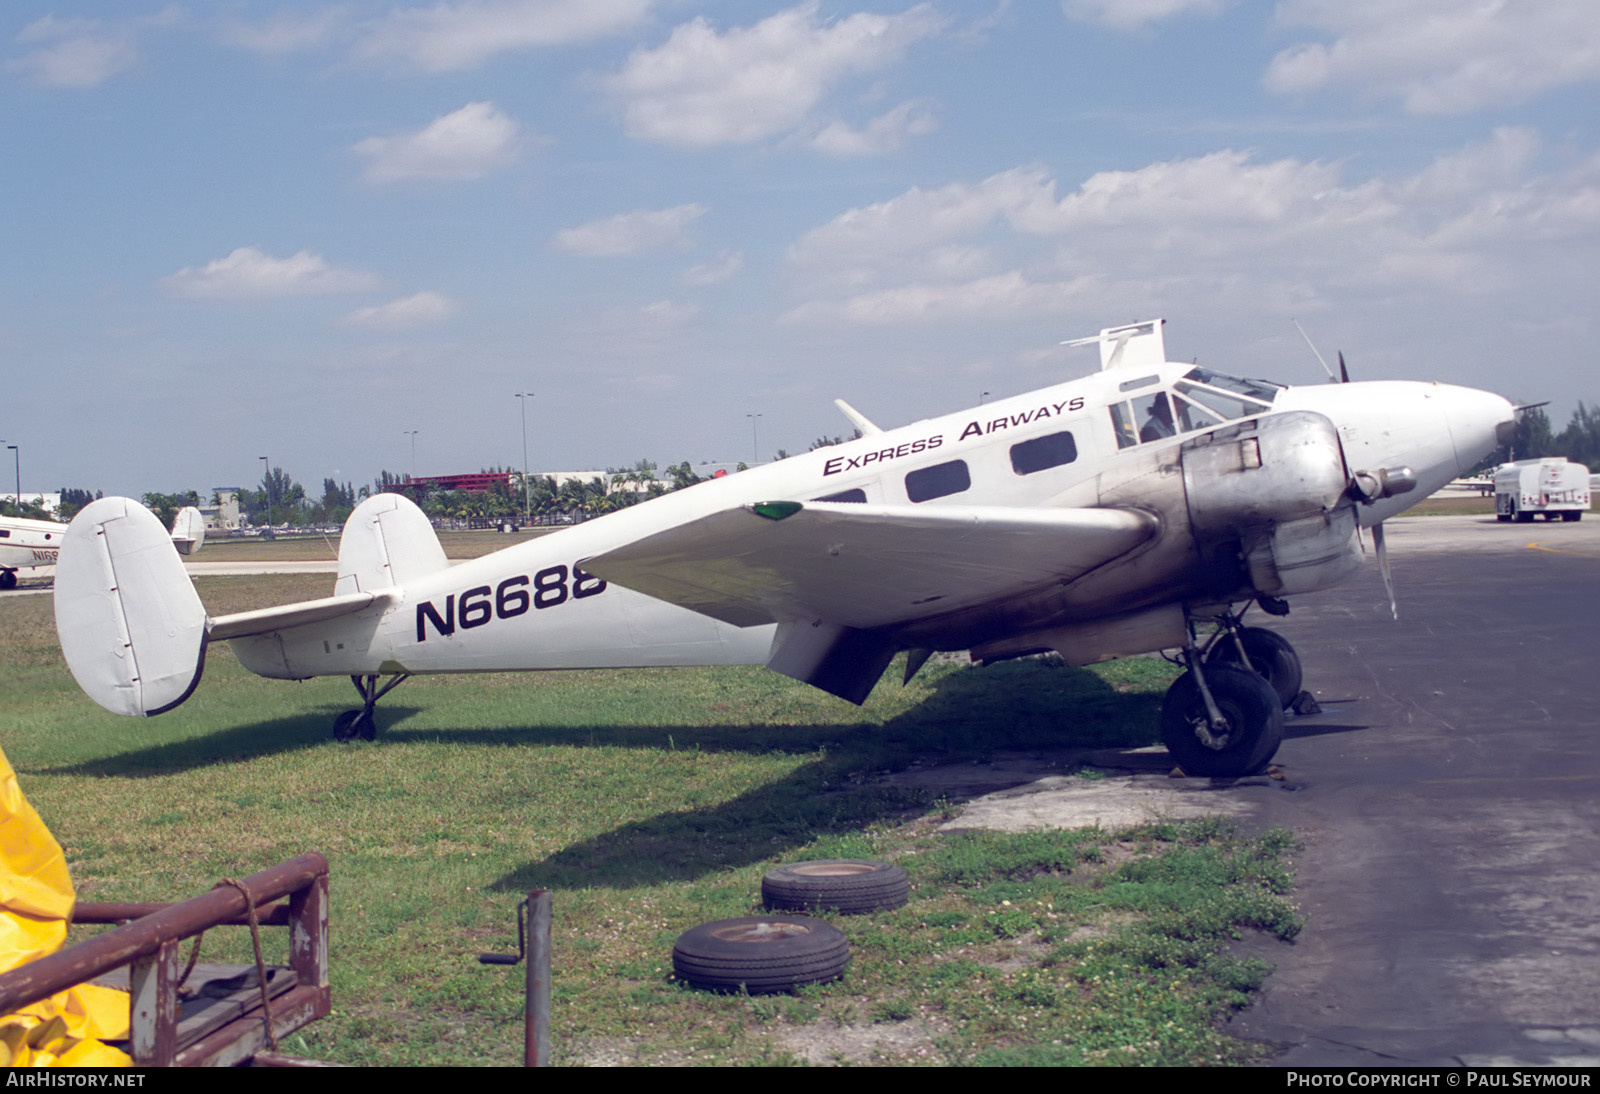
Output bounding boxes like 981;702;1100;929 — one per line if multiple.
1477;403;1600;471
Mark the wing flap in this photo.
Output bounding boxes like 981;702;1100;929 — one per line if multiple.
582;501;1157;631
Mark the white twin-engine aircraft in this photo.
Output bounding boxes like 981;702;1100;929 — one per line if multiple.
53;321;1513;776
2;505;203;590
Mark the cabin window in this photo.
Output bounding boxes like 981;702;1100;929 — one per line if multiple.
1010;431;1078;475
813;488;866;503
0;530;8;538
1109;403;1138;449
905;460;970;503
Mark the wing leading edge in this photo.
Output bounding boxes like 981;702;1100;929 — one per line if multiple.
582;501;1158;703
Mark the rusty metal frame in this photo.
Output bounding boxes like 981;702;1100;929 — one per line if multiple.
0;853;330;1067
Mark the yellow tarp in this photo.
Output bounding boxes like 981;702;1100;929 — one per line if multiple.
0;746;129;1067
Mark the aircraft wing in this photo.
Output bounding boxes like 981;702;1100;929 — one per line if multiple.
581;501;1158;630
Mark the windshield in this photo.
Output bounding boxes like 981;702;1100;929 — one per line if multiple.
1181;367;1282;403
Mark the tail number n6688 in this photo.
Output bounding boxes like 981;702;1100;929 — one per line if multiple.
416;564;605;641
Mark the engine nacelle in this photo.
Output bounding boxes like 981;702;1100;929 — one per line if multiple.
1182;411;1361;598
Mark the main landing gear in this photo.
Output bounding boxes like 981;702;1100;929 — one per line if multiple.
332;673;410;741
1159;604;1303;777
0;569;16;591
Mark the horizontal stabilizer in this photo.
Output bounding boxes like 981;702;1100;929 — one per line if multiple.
54;497;208;717
209;591;387;642
582;502;1157;631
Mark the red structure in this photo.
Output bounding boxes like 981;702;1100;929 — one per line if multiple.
401;472;515;494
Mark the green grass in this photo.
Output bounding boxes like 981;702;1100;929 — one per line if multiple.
0;576;1298;1066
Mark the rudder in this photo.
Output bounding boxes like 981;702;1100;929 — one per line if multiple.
335;493;449;595
53;498;208;717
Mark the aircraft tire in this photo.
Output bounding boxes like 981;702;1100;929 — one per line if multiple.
1161;665;1283;778
0;570;15;590
762;860;909;915
333;709;366;741
1207;627;1302;709
672;916;849;994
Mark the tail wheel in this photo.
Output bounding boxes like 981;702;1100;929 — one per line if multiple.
1207;627;1302;709
333;709;374;741
1161;665;1283;777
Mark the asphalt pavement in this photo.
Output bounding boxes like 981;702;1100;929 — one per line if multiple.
1231;513;1600;1066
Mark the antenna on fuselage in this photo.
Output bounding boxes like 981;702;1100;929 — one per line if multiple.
1292;318;1345;383
833;398;882;437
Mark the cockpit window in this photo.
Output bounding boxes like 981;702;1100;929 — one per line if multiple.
1135;392;1175;443
1181;367;1281;403
1172;392;1224;433
1174;381;1269;422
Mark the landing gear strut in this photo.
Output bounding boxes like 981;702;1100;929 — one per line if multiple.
333;673;409;741
1161;613;1286;777
1201;610;1303;710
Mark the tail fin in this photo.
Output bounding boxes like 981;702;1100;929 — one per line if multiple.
54;498;207;716
169;505;206;556
334;493;449;596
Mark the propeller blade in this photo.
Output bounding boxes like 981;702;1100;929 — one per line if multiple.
1338;350;1350;384
1373;521;1397;620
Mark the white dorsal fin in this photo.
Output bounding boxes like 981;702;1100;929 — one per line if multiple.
1062;318;1166;370
833;398;882;436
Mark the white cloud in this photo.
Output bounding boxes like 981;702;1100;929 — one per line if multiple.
162;247;381;299
342;291;459;330
1060;0;1229;32
606;2;943;147
784;131;1600;325
353;102;520;184
216;10;345;56
355;0;651;72
8;16;138;88
639;299;698;325
552;204;707;257
681;250;745;286
1266;0;1600;114
807;99;937;157
784;271;1095;325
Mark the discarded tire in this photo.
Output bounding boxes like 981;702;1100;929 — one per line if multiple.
761;859;909;914
672;916;850;994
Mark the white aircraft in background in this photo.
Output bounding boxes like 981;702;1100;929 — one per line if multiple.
52;321;1513;776
2;506;204;590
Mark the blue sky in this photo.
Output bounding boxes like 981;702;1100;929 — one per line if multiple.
3;1;1597;497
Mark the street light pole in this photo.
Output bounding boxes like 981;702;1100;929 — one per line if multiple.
259;455;272;533
405;430;419;479
515;392;534;524
746;413;762;465
7;445;18;510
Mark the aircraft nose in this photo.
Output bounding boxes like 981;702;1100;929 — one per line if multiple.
1439;385;1516;475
